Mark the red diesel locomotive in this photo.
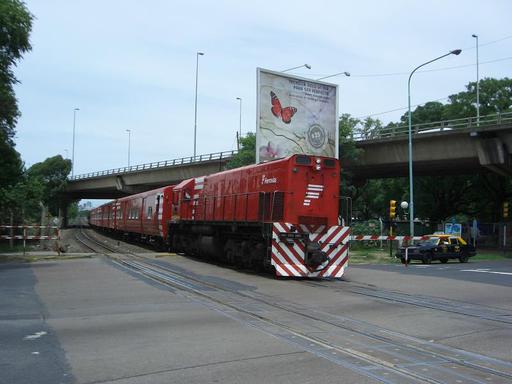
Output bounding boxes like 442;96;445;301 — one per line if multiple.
90;154;350;278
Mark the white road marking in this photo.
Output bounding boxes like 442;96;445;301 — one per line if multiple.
24;331;47;340
461;269;512;276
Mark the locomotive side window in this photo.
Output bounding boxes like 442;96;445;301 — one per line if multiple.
323;159;335;167
295;155;311;165
147;206;153;219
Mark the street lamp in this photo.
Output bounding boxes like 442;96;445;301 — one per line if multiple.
407;49;461;238
472;34;480;126
316;71;351;81
282;64;311;72
71;107;79;177
126;129;131;167
236;97;242;150
194;51;204;158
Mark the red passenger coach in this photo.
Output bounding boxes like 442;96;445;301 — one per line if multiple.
116;186;173;244
169;154;350;278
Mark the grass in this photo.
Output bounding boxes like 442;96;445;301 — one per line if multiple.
348;247;400;264
472;251;512;261
0;243;28;253
347;246;512;264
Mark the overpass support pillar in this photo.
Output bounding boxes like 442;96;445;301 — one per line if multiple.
115;175;148;195
475;137;512;176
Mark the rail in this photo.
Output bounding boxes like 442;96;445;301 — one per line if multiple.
353;111;512;141
69;150;238;181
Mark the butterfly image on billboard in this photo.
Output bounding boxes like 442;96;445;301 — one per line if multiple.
270;91;297;124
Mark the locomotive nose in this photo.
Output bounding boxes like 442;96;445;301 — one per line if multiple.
305;242;328;267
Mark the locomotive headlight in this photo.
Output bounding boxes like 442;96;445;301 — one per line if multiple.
316;158;321;164
316;165;321;171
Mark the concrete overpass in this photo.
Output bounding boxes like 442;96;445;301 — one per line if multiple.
348;112;512;180
66;151;235;199
66;112;512;199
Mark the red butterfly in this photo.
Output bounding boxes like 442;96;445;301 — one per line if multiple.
270;91;297;124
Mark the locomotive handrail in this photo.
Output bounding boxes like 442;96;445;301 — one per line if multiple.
69;150;238;181
352;111;512;141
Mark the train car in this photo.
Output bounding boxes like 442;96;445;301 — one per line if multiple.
169;154;349;278
89;205;103;227
115;186;173;246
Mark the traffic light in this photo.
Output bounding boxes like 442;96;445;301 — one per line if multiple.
389;200;397;219
504;201;509;219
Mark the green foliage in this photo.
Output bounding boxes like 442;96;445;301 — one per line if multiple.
346;77;512;223
398;78;512;124
0;155;71;222
0;0;33;221
445;77;512;119
350;219;381;236
26;155;72;216
0;131;23;189
225;132;256;169
0;0;33;144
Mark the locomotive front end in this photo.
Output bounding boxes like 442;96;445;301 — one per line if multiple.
270;155;350;278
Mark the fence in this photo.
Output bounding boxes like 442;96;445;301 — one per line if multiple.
0;225;61;255
353;111;512;141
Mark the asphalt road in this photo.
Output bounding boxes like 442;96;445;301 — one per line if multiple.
1;254;511;383
351;260;512;288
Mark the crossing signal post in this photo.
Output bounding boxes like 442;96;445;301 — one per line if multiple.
389;200;397;258
504;202;509;250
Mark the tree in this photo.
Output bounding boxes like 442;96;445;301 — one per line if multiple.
0;0;33;144
225;133;256;169
26;155;72;216
0;0;33;217
398;101;445;125
444;77;512;119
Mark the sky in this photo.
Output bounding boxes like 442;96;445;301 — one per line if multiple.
14;0;512;176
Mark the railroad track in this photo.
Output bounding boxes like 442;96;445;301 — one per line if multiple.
303;280;512;326
74;226;512;384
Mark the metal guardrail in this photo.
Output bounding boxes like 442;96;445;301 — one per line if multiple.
353;111;512;141
69;150;238;181
70;112;512;181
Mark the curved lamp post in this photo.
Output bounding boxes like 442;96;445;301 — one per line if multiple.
282;64;311;72
407;49;461;238
316;71;350;81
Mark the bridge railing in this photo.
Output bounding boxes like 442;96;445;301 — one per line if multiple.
353;111;512;141
69;150;238;181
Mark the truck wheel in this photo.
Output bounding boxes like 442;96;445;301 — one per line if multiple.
440;258;448;264
459;255;469;263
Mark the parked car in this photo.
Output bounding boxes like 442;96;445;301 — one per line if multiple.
396;234;476;264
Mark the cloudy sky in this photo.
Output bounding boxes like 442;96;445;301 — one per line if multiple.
14;0;512;175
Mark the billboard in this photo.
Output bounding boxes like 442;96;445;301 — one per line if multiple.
256;68;338;163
